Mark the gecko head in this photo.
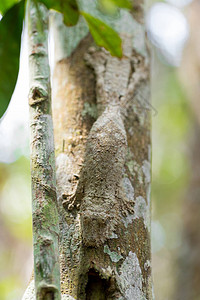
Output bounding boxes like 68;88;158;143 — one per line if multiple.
81;211;118;247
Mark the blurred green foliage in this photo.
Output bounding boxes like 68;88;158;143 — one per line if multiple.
0;156;32;300
152;56;192;299
0;0;19;15
152;66;190;213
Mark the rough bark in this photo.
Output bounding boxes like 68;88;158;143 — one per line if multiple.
23;0;153;299
26;1;61;299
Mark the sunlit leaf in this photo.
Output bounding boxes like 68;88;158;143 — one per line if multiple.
110;0;132;8
0;0;19;15
81;11;122;58
39;0;79;26
0;1;24;119
100;0;132;10
98;0;132;15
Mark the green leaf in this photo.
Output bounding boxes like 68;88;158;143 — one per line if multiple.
0;0;19;15
38;0;79;26
100;0;132;10
110;0;132;9
0;1;24;119
81;12;122;58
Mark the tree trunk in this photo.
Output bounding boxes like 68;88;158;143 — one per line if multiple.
23;0;153;299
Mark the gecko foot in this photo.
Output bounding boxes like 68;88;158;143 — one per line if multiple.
61;193;80;211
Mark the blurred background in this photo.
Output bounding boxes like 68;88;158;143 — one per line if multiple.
0;0;200;299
